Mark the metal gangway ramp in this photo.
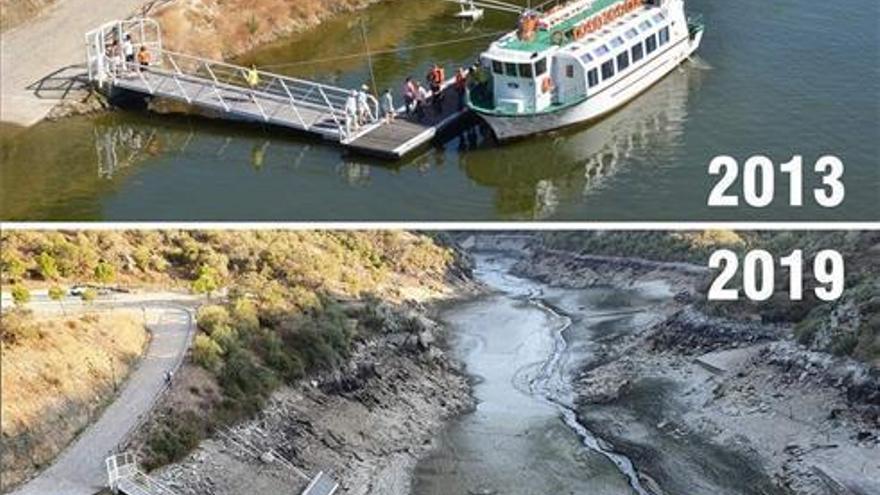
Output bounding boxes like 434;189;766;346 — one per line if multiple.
85;18;468;159
106;452;339;495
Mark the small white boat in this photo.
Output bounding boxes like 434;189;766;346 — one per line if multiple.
455;0;485;20
467;0;705;141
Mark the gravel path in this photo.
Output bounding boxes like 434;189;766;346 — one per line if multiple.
8;295;196;495
0;0;151;125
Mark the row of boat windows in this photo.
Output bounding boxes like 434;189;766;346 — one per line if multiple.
576;26;671;88
583;11;667;64
492;57;548;79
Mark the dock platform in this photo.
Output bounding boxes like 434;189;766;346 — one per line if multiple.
345;84;468;159
86;18;469;161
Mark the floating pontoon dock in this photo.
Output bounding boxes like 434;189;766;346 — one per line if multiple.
86;19;469;160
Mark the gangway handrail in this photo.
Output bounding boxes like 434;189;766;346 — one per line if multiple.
86;18;380;140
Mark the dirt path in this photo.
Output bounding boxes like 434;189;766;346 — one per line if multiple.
8;295;196;495
0;0;153;126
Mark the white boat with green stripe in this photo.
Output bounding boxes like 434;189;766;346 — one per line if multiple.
467;0;704;140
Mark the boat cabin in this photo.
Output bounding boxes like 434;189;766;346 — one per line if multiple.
472;0;684;115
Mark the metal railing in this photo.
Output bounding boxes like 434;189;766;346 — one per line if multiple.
86;18;379;140
106;453;178;495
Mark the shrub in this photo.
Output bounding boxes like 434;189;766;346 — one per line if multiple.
94;261;116;285
231;298;259;333
11;285;31;306
193;334;223;371
192;264;219;297
143;411;207;470
81;288;97;304
197;305;230;334
217;346;277;419
1;253;27;282
36;252;59;280
829;332;859;357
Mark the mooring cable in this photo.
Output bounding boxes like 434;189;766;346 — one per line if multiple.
257;30;508;70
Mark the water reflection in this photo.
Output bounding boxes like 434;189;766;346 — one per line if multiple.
458;64;699;219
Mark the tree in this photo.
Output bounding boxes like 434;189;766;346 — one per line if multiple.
94;261;116;286
36;252;59;280
192;265;219;298
11;285;30;306
48;285;66;315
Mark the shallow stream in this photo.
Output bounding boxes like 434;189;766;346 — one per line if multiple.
412;253;783;494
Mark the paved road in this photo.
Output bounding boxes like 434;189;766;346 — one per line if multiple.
6;292;198;495
0;0;152;126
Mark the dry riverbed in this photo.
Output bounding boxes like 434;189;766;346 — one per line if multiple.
510;247;880;495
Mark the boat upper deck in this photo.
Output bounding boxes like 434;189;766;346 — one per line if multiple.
497;0;644;53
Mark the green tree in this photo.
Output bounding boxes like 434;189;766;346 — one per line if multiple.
36;252;59;280
11;285;30;306
81;288;97;305
48;285;66;315
94;261;116;285
192;265;219;298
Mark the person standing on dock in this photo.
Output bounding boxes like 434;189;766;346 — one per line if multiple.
428;63;445;111
136;46;151;70
454;67;468;110
345;90;359;137
357;85;372;125
403;77;416;116
245;65;261;89
381;89;396;123
415;82;430;121
122;34;134;71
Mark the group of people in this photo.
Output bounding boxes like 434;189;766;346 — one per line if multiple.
105;34;151;76
401;62;472;120
341;60;491;136
344;85;379;136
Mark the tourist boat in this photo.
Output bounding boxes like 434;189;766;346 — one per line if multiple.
467;0;704;140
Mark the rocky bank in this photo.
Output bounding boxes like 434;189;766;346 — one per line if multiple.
508;245;880;495
133;299;474;495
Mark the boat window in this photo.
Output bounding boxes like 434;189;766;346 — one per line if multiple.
610;36;624;49
639;20;652;31
659;26;670;45
580;52;594;64
588;68;599;88
519;63;534;78
632;42;644;62
535;58;547;76
646;34;658;54
617;51;630;71
653;12;666;23
601;59;615;80
492;60;504;75
593;45;609;57
625;28;638;39
505;62;518;77
566;64;575;78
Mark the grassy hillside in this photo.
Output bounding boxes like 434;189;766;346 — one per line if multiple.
1;230;462;470
1;312;146;490
541;231;880;366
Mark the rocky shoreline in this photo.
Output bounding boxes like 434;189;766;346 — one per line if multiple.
133;297;476;495
509;246;880;495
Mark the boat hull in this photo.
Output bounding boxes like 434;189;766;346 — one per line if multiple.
476;33;703;141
